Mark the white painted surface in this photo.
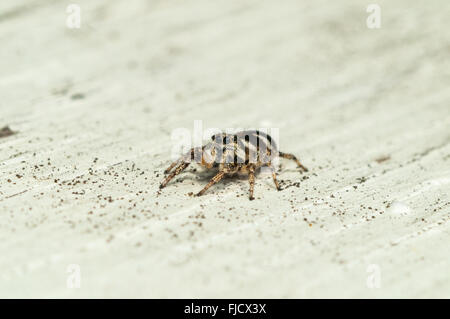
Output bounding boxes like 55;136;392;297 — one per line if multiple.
0;0;449;298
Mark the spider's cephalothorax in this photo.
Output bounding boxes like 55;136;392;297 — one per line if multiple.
159;130;308;200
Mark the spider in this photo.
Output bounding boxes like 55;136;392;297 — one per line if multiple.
159;130;308;200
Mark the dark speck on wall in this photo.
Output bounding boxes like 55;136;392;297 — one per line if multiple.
70;93;85;100
0;126;16;138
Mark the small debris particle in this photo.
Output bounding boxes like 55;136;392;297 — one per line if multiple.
375;155;391;163
356;177;367;183
71;93;85;100
0;126;16;138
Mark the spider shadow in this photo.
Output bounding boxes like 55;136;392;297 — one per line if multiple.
176;167;249;192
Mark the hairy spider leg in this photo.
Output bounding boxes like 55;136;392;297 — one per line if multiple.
163;147;205;174
268;163;281;190
248;164;256;200
195;171;226;196
278;151;308;172
160;162;190;189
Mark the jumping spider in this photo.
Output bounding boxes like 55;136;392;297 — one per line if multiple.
160;130;308;200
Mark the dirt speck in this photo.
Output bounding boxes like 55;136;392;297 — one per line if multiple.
71;93;85;100
0;126;16;139
375;155;391;163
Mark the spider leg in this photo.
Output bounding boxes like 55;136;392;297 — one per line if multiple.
268;164;281;190
278;151;308;172
163;150;190;174
164;160;181;174
195;171;225;196
160;162;190;189
248;164;256;200
164;147;202;174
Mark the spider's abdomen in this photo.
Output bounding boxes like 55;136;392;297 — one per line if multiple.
209;130;277;169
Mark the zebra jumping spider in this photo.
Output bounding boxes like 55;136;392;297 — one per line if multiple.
160;130;308;200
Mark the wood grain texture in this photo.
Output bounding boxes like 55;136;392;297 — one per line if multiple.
0;0;449;298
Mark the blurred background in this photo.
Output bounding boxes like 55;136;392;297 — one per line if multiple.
0;0;449;298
